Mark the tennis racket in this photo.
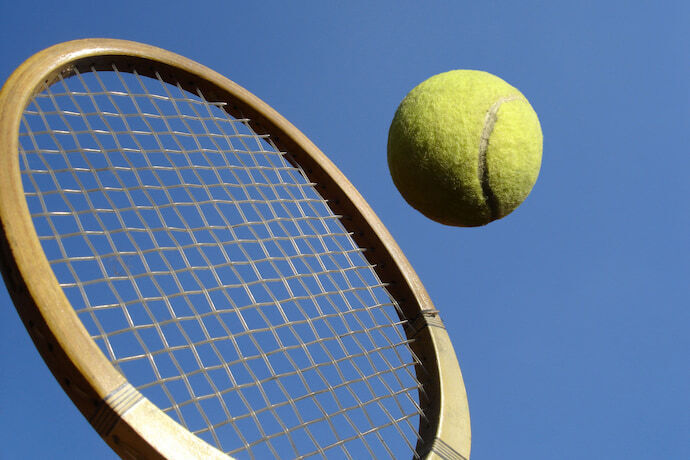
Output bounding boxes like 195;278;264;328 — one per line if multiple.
0;39;470;459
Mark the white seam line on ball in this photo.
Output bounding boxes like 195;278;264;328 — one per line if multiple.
477;94;522;218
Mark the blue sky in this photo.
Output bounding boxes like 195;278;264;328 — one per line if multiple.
1;1;688;459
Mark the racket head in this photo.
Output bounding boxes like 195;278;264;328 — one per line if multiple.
0;39;470;459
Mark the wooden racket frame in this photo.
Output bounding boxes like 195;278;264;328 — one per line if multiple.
0;39;470;459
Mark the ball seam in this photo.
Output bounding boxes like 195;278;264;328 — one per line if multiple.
477;94;522;219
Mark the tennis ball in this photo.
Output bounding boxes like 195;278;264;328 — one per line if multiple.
387;70;542;227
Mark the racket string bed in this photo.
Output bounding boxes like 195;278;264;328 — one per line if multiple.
18;65;427;459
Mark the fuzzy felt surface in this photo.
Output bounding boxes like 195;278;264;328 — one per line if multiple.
387;70;542;227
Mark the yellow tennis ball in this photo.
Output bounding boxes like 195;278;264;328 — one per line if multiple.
387;70;543;227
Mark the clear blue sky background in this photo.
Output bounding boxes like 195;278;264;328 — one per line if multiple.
1;1;688;459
